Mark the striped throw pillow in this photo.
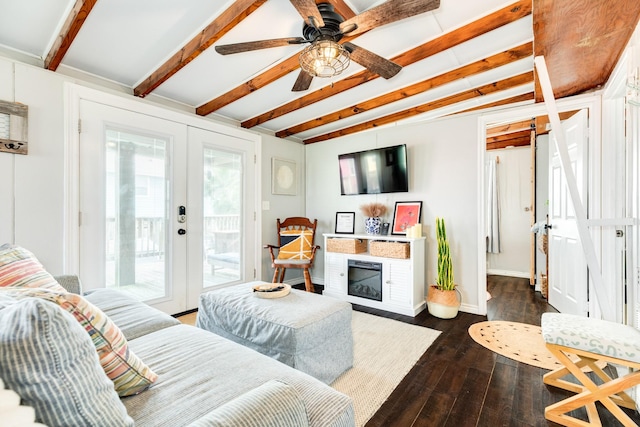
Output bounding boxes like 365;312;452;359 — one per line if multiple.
0;244;65;291
277;229;313;260
3;287;157;397
0;294;134;426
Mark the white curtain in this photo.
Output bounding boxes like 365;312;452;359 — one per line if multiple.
486;158;501;253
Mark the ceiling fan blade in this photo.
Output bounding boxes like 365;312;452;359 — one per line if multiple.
340;0;440;37
343;43;402;79
292;70;313;92
290;0;324;27
215;37;307;55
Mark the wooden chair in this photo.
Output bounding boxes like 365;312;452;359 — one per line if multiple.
541;312;640;426
264;217;320;292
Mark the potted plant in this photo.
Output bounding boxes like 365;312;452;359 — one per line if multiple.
426;217;461;319
360;203;387;235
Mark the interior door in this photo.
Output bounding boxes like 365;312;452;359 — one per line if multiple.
548;109;588;315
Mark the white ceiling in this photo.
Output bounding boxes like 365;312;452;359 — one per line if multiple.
0;0;534;142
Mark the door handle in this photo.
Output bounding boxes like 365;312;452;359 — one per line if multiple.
178;229;186;235
544;224;553;230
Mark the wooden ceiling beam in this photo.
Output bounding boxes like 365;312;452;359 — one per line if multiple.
486;118;534;137
486;129;531;144
486;133;532;150
199;0;531;120
533;0;640;101
303;71;534;144
535;110;578;134
449;92;534;115
134;0;267;98
44;0;98;70
277;42;532;137
196;54;302;116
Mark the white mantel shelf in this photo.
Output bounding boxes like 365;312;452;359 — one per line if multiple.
322;233;426;317
323;233;427;241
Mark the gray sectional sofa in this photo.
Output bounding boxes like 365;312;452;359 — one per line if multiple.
1;275;355;426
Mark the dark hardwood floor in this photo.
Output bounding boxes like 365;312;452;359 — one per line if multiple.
344;275;640;427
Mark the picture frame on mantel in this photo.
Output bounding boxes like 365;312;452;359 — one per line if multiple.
335;212;355;234
391;201;423;235
271;157;297;195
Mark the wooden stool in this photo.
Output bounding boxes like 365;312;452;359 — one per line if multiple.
541;313;640;426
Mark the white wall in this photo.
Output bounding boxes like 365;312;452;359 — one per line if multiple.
0;59;69;272
486;146;532;278
260;135;306;282
0;58;15;246
306;115;481;313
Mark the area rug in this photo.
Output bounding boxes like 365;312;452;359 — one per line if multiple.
331;311;441;427
468;321;563;370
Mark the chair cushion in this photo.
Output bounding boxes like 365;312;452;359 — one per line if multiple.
274;259;312;265
541;312;640;363
0;294;134;426
2;287;157;396
0;244;65;291
277;229;313;260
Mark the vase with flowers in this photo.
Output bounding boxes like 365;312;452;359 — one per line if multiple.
360;203;387;235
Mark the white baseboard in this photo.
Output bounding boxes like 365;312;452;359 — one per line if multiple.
487;269;529;279
459;302;481;315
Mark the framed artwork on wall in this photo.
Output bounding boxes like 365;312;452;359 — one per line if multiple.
335;212;355;234
391;201;422;235
0;100;28;155
271;157;297;195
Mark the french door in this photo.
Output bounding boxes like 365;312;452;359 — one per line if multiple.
78;100;256;314
185;126;256;308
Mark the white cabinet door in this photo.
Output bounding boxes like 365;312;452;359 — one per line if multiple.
384;260;411;305
325;253;347;294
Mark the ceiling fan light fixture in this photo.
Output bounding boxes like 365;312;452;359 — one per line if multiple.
299;39;350;78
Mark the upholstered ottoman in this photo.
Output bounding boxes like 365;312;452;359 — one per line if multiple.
196;282;353;384
541;313;640;426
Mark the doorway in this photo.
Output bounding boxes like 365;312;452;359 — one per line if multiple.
476;95;601;316
484;123;535;285
483;111;585;307
483;110;588;315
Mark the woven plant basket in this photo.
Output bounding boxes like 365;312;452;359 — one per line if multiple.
426;285;461;319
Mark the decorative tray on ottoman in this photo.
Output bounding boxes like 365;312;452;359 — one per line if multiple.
252;283;291;299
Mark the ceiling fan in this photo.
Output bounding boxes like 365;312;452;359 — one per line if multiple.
215;0;440;91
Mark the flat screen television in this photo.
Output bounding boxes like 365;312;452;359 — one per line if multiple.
338;144;408;195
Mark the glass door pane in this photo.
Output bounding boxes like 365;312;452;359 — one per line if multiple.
105;128;169;301
80;99;188;315
186;125;256;308
203;148;242;287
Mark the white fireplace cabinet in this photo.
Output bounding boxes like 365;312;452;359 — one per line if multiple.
322;233;426;316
